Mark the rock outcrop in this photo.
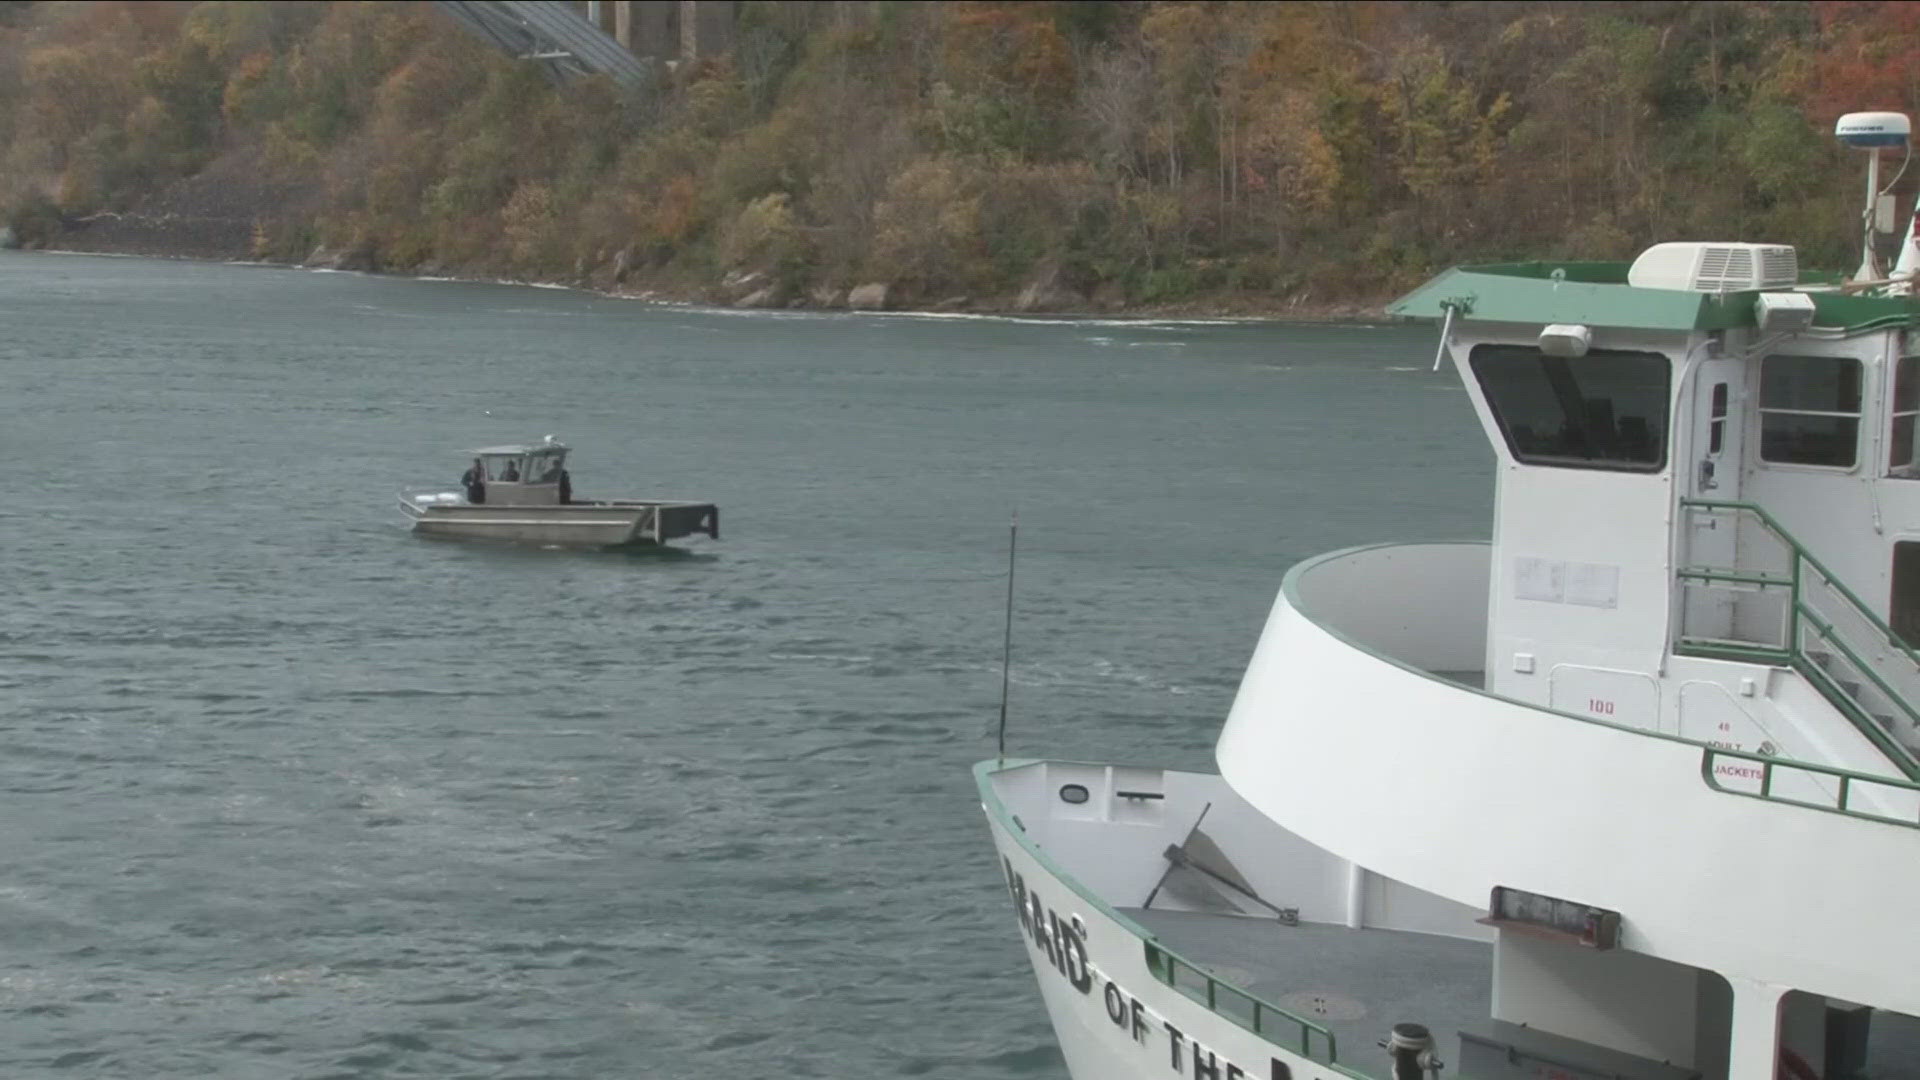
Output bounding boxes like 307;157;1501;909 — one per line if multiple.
1014;267;1085;313
303;243;378;272
847;282;889;310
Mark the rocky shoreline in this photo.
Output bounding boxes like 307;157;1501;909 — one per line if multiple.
8;150;1392;324
21;228;1394;324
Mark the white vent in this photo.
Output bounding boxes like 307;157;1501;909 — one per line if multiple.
1761;246;1797;284
1626;242;1799;292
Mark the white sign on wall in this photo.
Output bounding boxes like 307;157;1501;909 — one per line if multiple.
1515;556;1619;609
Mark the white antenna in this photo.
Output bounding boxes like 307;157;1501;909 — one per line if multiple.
1836;111;1911;282
996;512;1017;768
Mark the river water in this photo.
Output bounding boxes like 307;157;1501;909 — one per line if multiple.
0;252;1489;1079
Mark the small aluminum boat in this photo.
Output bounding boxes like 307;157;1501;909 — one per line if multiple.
399;439;718;547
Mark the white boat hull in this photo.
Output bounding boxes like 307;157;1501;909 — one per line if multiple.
397;491;718;547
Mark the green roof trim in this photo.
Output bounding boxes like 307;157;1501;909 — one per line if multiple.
1389;262;1920;335
1803;290;1920;334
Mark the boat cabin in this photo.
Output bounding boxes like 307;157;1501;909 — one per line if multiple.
469;442;569;507
1393;241;1920;781
1342;116;1920;1079
1386;112;1920;794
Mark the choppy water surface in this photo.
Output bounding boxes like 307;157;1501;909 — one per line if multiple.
0;252;1489;1078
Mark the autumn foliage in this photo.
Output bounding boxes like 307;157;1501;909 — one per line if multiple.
3;1;1919;307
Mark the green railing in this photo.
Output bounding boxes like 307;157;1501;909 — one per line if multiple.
1145;943;1338;1062
1676;499;1920;779
1702;745;1920;827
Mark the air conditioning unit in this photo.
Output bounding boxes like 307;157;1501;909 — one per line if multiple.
1626;242;1799;292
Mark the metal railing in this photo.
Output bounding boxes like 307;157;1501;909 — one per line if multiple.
1144;943;1339;1062
1676;499;1920;778
1702;745;1920;827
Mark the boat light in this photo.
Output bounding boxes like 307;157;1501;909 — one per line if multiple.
1537;324;1591;358
1755;291;1816;333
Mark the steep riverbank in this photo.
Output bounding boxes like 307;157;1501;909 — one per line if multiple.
36;230;1391;322
4;2;1890;330
30;143;1391;321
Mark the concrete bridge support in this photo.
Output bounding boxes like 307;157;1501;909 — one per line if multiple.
599;1;733;64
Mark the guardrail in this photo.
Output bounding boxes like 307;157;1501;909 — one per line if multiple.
1675;499;1920;778
1701;745;1920;828
1144;943;1339;1062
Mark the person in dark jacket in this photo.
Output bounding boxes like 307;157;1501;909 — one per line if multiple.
461;458;486;504
558;469;572;505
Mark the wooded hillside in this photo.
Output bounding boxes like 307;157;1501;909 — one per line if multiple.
0;1;1915;313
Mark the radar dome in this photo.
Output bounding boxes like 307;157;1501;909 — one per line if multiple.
1836;111;1910;148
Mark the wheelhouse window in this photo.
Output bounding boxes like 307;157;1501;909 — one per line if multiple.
484;456;523;482
1468;345;1669;471
1760;354;1860;468
525;453;565;484
1890;356;1920;477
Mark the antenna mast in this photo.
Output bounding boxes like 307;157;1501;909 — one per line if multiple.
996;513;1017;768
1835;111;1912;283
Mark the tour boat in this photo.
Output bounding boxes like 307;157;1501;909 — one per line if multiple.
398;438;718;547
978;112;1920;1080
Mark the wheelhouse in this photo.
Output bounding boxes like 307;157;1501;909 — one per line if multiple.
1393;251;1920;776
471;442;569;506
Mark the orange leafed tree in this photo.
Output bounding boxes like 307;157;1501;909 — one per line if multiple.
1804;1;1920;120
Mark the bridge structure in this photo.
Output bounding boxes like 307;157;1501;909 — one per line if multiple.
432;1;736;89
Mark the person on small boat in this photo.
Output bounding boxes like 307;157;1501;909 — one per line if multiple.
558;469;571;505
500;459;520;482
461;458;486;504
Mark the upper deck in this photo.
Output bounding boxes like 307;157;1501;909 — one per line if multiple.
1213;540;1920;1016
